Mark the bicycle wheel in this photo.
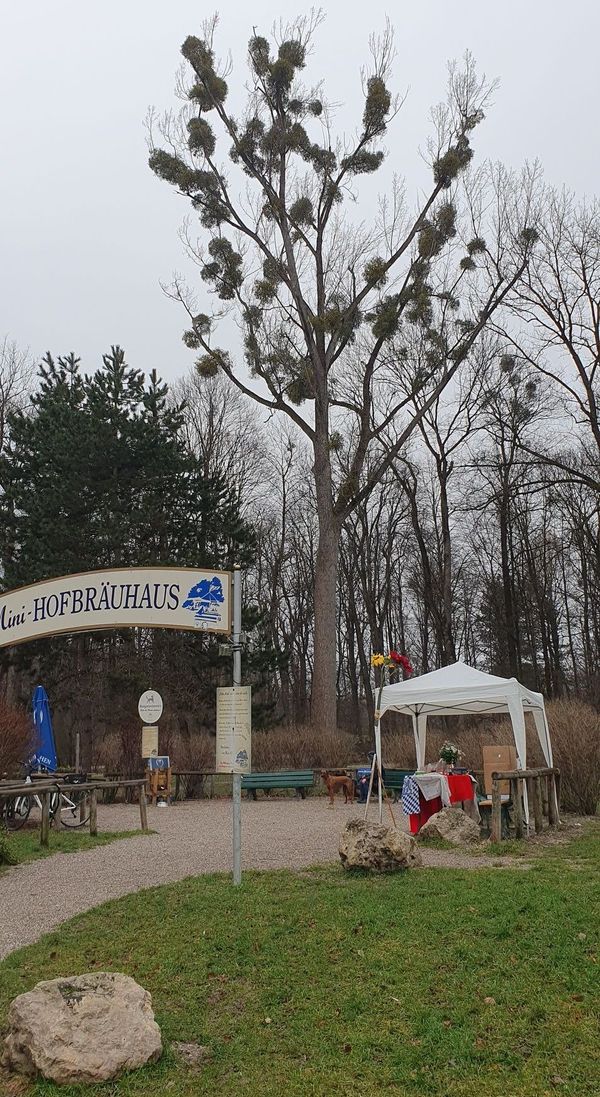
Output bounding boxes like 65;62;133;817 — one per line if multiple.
60;790;91;828
3;794;32;831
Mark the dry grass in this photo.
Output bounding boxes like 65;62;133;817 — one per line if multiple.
545;700;600;815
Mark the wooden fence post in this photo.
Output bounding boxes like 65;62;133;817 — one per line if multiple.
40;791;50;848
527;776;543;834
491;778;502;843
510;777;524;839
541;776;549;818
139;785;149;833
533;775;544;833
89;789;98;836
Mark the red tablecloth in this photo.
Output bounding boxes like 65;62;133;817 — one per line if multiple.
409;795;443;834
409;773;475;834
447;773;475;804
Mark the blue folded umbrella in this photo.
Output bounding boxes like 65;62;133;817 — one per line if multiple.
31;685;58;772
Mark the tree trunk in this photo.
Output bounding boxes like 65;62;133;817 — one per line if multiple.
310;504;341;731
438;466;457;664
499;482;519;676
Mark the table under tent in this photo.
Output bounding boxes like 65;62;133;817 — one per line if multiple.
370;662;555;827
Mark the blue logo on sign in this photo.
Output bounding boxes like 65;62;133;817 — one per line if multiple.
235;749;248;767
182;576;225;624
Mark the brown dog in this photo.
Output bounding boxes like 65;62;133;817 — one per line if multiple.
321;770;354;806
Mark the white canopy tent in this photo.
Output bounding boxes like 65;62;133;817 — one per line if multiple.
370;662;554;823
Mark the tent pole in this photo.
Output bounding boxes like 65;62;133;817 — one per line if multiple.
375;716;383;823
363;762;376;820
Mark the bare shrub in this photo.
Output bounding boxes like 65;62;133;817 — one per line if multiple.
252;726;359;770
101;729;360;773
92;726;143;777
0;700;36;777
169;733;215;771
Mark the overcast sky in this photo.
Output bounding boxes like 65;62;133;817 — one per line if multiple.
1;0;598;384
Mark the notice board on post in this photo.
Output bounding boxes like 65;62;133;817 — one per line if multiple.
141;726;159;758
216;686;252;774
482;745;516;796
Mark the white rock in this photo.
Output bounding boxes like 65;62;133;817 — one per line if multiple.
419;805;481;845
339;818;422;872
3;972;162;1084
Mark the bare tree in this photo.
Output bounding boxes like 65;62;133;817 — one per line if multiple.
174;369;267;508
148;17;538;728
0;337;33;452
504;190;600;489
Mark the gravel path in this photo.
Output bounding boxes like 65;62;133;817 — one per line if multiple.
0;799;524;960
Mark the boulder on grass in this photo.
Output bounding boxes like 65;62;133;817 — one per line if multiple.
419;805;481;845
3;972;162;1084
339;818;422;872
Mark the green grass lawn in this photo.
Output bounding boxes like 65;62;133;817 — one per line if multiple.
0;829;598;1097
0;828;143;871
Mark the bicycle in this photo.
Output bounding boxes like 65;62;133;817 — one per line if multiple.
1;769;91;831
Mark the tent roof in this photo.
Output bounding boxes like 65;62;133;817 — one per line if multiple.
377;661;546;718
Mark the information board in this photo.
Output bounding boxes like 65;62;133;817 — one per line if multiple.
141;725;159;758
216;686;252;774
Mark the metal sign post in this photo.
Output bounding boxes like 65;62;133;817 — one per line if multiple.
232;565;242;886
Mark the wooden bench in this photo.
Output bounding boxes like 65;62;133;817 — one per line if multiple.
241;770;314;801
383;769;413;801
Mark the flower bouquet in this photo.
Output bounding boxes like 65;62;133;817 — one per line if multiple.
371;650;413;723
371;650;413;675
438;740;464;770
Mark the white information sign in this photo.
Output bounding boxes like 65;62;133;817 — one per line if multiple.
141;725;159;758
216;686;252;774
0;566;231;648
138;691;163;724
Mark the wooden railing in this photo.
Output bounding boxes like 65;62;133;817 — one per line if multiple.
0;778;148;848
491;766;560;842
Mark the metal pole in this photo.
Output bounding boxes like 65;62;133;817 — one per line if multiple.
75;730;80;774
232;565;242;886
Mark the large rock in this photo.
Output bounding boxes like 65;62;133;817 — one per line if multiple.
3;972;162;1084
339;818;422;872
419;805;481;845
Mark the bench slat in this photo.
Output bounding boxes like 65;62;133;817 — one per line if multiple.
242;772;313;788
383;769;412;789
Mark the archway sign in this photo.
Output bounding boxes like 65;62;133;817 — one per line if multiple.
0;567;231;647
0;567;247;885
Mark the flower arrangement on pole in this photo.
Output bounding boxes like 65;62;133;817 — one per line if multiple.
371;650;413;717
371;650;413;675
368;649;413;822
